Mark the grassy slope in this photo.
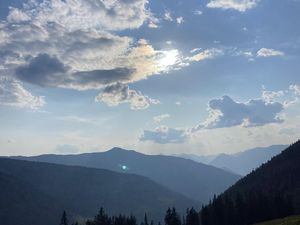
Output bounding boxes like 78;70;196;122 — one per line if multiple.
253;215;300;225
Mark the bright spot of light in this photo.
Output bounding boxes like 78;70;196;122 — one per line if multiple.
122;165;127;170
158;49;180;71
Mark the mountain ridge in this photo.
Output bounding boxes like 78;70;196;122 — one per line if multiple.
11;147;241;203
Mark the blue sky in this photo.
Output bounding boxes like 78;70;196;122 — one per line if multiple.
0;0;299;156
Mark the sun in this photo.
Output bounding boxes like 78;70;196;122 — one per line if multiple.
158;49;180;71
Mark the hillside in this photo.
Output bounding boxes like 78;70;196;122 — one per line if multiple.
201;140;300;225
12;148;241;203
0;171;63;225
253;215;300;225
209;145;287;175
0;158;199;224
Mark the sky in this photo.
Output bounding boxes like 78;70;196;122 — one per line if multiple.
0;0;300;156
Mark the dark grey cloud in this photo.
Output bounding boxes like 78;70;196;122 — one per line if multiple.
15;54;68;87
72;68;135;89
203;95;284;129
15;54;135;89
140;126;186;144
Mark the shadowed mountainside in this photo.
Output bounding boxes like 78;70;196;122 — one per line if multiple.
0;158;199;225
12;148;241;203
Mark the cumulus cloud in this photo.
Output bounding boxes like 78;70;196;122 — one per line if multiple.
0;77;45;110
189;48;224;61
207;0;259;12
257;48;285;57
95;83;159;110
20;0;150;31
196;95;284;129
0;0;227;110
153;114;171;123
140;126;186;144
0;0;197;110
262;90;285;103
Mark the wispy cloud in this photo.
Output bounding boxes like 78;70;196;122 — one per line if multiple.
189;48;224;61
140;126;186;144
0;77;45;110
153;114;171;123
207;0;260;12
257;48;285;57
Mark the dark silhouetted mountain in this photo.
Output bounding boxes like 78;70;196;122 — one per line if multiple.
0;171;62;225
209;145;287;175
201;140;300;225
0;158;198;225
11;148;241;203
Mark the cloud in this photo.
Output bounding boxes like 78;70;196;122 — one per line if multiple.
95;83;159;110
189;48;224;61
262;90;285;103
197;95;284;129
194;10;203;15
140;126;186;144
19;0;150;31
164;10;173;21
0;0;189;110
257;48;285;57
176;17;184;25
0;0;229;110
15;54;69;87
153;114;171;123
0;77;45;110
289;84;300;95
207;0;259;12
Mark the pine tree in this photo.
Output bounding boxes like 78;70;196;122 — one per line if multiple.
60;211;68;225
185;208;199;225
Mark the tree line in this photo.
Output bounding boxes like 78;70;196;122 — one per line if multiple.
59;192;294;225
201;191;294;225
59;207;200;225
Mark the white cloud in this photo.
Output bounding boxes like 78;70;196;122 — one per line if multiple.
262;90;285;103
189;48;224;61
164;10;173;21
95;83;159;110
257;48;285;57
176;16;184;25
194;10;203;15
140;126;186;144
22;0;150;31
0;77;45;110
289;84;300;95
153;114;171;123
207;0;259;12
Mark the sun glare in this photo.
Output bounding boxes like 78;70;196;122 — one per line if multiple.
158;49;180;71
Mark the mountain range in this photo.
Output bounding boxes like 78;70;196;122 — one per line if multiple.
175;145;287;175
0;158;198;225
12;148;241;203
